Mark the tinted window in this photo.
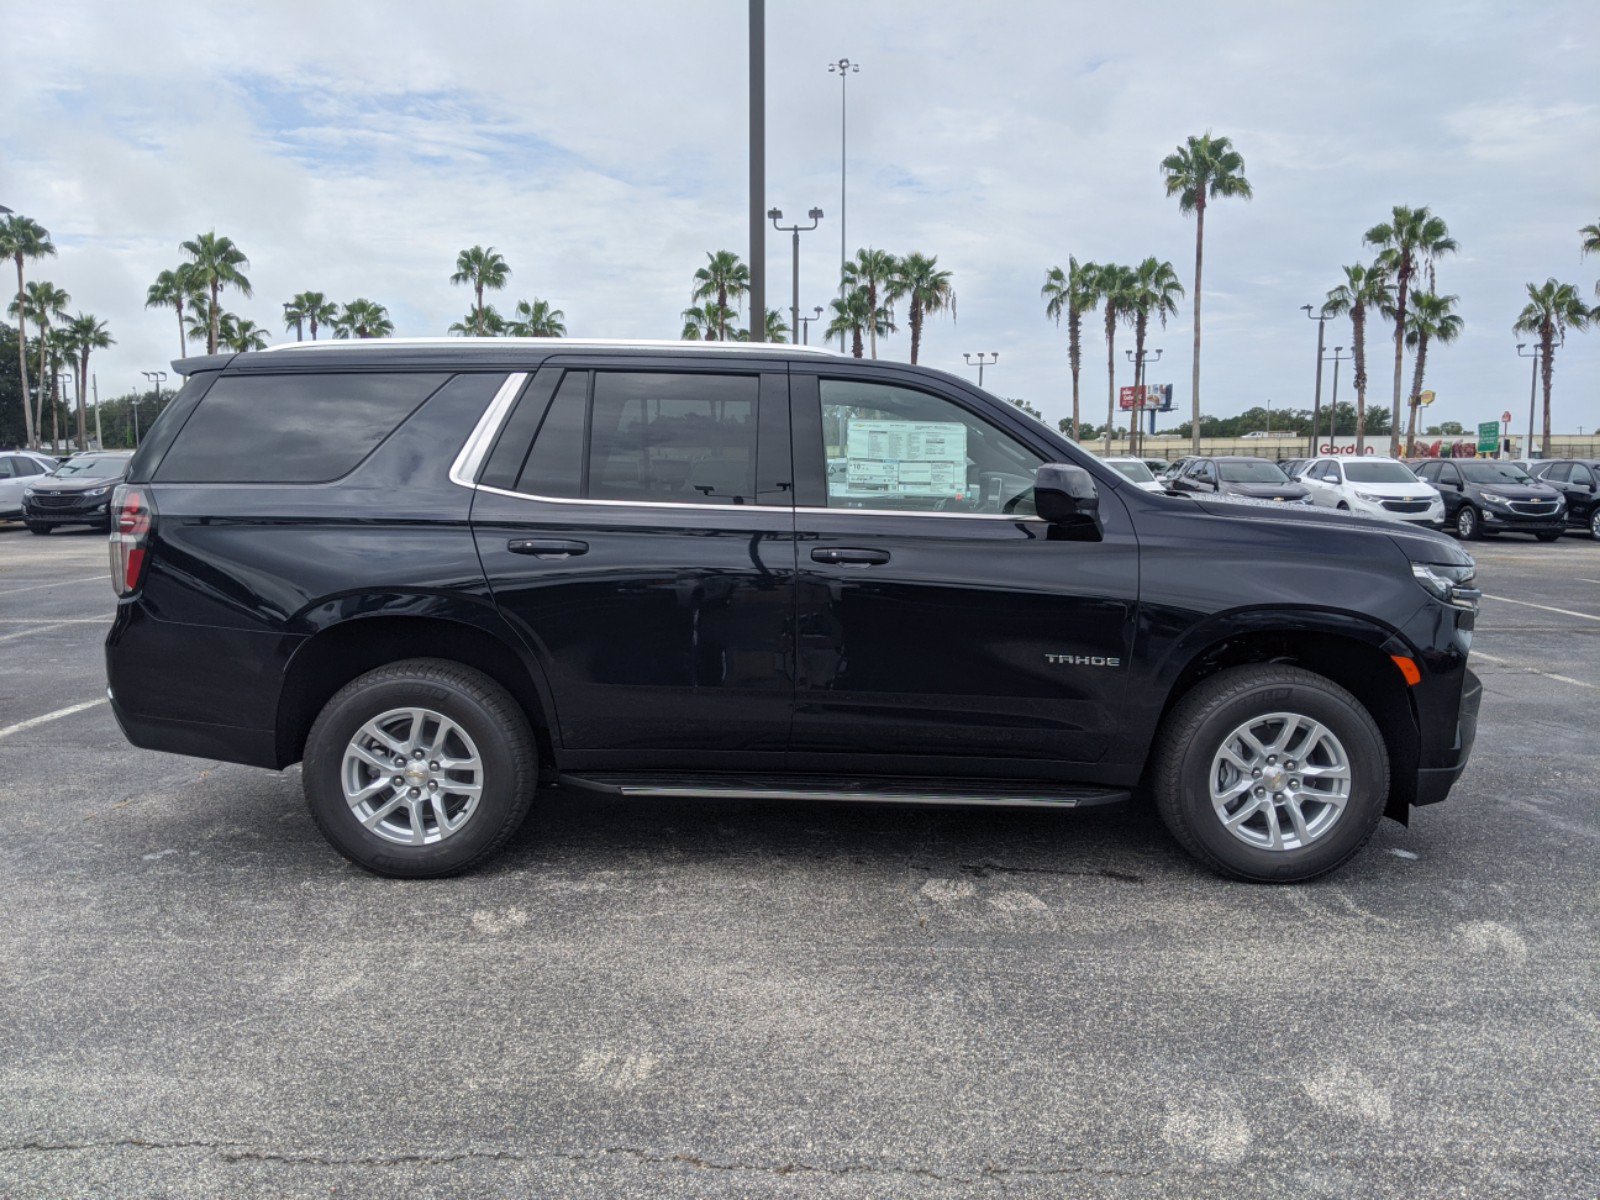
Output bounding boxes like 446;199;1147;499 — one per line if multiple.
51;456;129;480
513;371;588;498
1571;464;1594;486
1439;463;1460;484
1109;460;1155;483
1218;459;1290;483
589;373;757;504
155;372;448;483
0;458;15;479
1541;463;1568;482
1345;461;1419;484
818;379;1045;513
1457;461;1533;484
19;457;45;476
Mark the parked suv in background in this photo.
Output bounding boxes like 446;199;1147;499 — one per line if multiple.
1413;458;1565;541
1299;456;1445;527
1168;456;1311;504
22;451;132;533
105;340;1480;883
1526;459;1600;540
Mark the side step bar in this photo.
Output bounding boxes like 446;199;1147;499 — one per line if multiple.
556;773;1130;810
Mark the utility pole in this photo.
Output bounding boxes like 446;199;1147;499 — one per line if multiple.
1302;305;1333;457
92;374;103;450
748;0;766;342
1516;343;1546;458
1322;348;1351;451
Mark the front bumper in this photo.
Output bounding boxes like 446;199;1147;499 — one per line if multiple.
22;498;112;526
1414;667;1480;806
1349;497;1445;527
1478;504;1564;531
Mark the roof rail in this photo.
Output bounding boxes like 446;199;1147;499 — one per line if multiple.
260;337;837;356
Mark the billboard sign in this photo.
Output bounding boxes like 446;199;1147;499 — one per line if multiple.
1117;384;1174;411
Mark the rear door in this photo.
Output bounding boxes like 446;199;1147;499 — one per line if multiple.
470;359;796;766
786;367;1138;774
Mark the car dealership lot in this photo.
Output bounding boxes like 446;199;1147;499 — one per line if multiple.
1;528;1596;1197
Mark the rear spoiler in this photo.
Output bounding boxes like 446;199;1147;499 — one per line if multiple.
171;353;235;377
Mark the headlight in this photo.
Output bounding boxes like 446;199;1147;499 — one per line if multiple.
1298;495;1313;504
1479;491;1510;506
83;486;110;497
1353;491;1386;503
1412;562;1480;610
23;489;36;498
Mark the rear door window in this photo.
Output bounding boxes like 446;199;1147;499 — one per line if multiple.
1571;464;1593;486
155;372;448;483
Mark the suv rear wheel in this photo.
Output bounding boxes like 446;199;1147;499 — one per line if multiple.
302;659;537;878
1151;665;1389;882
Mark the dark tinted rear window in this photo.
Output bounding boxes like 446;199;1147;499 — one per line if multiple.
155;372;448;483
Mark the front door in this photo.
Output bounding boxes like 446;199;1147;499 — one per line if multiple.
470;361;796;765
786;368;1139;777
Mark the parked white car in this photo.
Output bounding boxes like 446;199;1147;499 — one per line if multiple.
1101;456;1166;493
1298;456;1445;527
0;451;58;519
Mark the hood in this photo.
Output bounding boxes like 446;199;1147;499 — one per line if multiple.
34;474;124;494
1346;481;1438;500
1224;480;1310;500
1472;483;1559;500
1189;493;1469;564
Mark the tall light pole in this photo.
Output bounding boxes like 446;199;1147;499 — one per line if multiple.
828;57;859;350
1517;342;1547;458
963;352;998;389
796;305;825;345
1126;347;1163;454
1321;347;1352;452
768;207;823;343
140;370;167;449
1302;304;1334;458
748;0;766;342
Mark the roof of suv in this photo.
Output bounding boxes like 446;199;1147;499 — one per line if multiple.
176;337;841;374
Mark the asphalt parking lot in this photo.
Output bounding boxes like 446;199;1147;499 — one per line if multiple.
1;523;1596;1199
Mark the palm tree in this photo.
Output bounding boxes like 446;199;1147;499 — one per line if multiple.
1090;263;1137;452
733;309;791;342
841;248;898;358
59;313;113;450
333;299;394;339
1160;132;1253;453
1513;279;1593;457
180;232;252;355
681;303;725;341
1321;262;1395;453
1362;206;1457;456
1582;220;1600;298
507;298;566;337
9;279;70;450
450;304;506;336
0;213;55;448
1127;257;1184;447
890;253;954;365
451;246;510;336
283;290;336;342
146;266;203;360
1041;258;1099;442
691;251;750;341
826;288;886;358
1401;293;1463;453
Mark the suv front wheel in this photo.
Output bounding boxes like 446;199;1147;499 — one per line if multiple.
1151;665;1390;882
303;659;537;878
1455;505;1481;540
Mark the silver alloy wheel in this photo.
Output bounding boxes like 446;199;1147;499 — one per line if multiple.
1591;509;1600;541
1457;507;1475;538
341;707;484;847
1209;711;1352;852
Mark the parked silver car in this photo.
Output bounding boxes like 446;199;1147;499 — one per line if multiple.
0;451;59;519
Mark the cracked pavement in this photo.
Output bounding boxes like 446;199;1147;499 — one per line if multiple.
1;525;1597;1198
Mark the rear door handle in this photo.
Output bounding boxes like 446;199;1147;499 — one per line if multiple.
508;538;588;558
811;546;890;566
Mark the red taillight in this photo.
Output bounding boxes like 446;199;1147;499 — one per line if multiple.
110;485;155;596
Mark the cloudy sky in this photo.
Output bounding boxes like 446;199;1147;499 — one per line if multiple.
5;1;1597;434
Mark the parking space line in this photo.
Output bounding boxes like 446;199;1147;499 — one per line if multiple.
0;622;79;643
0;574;109;597
1480;594;1600;622
0;618;111;624
1472;651;1596;690
0;699;108;741
1579;579;1600;586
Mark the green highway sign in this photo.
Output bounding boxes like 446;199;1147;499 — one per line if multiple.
1478;420;1500;455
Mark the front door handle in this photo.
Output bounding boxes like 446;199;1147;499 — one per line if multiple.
812;546;890;566
508;538;589;558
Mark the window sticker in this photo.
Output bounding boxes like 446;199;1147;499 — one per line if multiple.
831;419;969;499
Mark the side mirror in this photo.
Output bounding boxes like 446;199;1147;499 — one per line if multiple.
1034;463;1101;533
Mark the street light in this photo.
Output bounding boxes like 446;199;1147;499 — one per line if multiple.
1321;347;1352;451
1125;347;1163;454
768;206;824;344
1302;304;1334;457
828;56;860;349
139;370;168;448
1516;343;1547;458
796;305;825;345
963;352;998;388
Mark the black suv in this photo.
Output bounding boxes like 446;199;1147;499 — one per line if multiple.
1412;458;1566;541
22;452;133;533
1167;456;1311;504
1527;459;1600;540
105;341;1481;883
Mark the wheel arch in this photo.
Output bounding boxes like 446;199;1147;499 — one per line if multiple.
276;597;560;772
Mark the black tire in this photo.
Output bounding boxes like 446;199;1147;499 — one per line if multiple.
1590;510;1600;542
1151;665;1390;883
1535;531;1561;543
1336;502;1350;511
303;659;537;878
1454;505;1481;540
25;522;49;535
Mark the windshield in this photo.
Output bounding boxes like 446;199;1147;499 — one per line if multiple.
50;457;128;481
1218;460;1290;484
1109;460;1156;483
1457;461;1533;484
1344;461;1420;484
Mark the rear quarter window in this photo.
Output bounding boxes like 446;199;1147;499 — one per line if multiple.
154;372;449;483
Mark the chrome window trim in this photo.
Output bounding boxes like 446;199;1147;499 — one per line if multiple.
448;371;528;488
